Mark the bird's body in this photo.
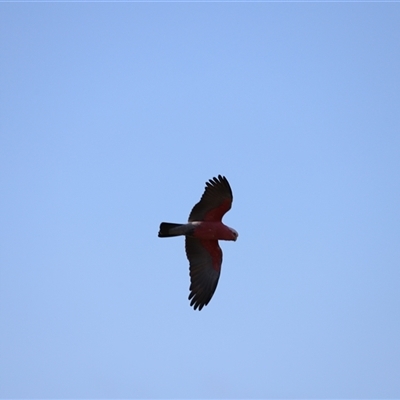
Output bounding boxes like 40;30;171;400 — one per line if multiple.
158;175;238;310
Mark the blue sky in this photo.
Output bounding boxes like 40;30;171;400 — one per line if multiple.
1;3;399;398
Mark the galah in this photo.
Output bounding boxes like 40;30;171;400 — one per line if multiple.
158;175;238;310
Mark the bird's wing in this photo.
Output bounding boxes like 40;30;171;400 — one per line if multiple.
188;175;233;222
185;236;222;310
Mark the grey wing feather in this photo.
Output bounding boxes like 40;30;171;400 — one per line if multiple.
188;175;233;222
185;237;221;310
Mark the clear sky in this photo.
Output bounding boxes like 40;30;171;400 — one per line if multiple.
1;2;399;398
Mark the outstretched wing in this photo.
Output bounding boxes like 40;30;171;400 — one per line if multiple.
188;175;233;222
185;236;222;310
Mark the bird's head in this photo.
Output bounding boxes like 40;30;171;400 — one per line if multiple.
229;228;239;241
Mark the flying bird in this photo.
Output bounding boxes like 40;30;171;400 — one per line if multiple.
158;175;238;310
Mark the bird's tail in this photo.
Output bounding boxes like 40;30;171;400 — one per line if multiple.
158;222;194;237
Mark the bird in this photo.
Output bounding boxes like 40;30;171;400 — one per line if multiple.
158;175;238;310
